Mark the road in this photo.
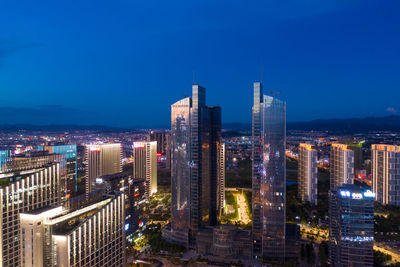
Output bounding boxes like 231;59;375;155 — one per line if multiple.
375;244;400;263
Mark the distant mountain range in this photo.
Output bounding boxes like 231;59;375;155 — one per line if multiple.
1;115;400;133
223;115;400;132
0;124;131;132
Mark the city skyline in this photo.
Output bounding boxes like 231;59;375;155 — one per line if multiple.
1;1;400;127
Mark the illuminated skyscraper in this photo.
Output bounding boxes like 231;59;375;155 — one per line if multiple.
85;143;122;194
372;144;400;206
0;162;61;267
330;144;354;190
329;185;374;267
252;82;286;260
169;84;222;247
133;141;157;198
40;144;77;196
298;143;318;205
20;193;126;267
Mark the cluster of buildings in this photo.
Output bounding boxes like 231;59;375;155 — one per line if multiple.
0;135;159;266
2;81;400;266
162;82;290;263
296;141;400;266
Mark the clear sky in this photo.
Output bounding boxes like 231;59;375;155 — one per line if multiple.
0;0;399;127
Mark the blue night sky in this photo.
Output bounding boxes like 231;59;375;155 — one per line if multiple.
0;0;399;128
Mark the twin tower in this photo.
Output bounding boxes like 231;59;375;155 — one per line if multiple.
168;83;287;261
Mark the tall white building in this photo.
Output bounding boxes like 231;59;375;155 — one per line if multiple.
85;143;122;194
133;141;157;198
20;193;126;267
0;162;61;267
372;144;400;206
330;144;354;190
298;143;318;205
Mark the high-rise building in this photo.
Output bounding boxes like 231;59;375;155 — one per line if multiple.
330;144;354;190
329;184;374;267
85;143;122;194
149;131;167;154
40;144;77;196
298;143;318;205
169;84;222;247
20;193;126;267
252;82;286;260
217;143;225;216
133;141;157;198
93;172;147;242
372;144;400;206
0;162;61;267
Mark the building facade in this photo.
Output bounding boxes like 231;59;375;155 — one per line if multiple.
372;144;400;206
169;84;222;247
329;185;374;267
330;144;354;190
133;141;157;198
93;172;146;242
252;82;286;260
40;144;78;196
217;143;225;216
85;143;122;194
298;143;318;205
148;131;167;155
0;150;10;171
0;162;61;267
20;193;126;267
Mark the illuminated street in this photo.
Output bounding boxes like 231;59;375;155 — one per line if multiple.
374;244;400;263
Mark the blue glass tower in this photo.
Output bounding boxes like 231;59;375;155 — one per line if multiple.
252;82;286;260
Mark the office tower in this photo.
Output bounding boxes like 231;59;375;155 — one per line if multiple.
298;143;318;205
133;141;157;198
330;144;354;190
0;162;60;267
85;143;122;194
372;144;400;206
40;144;77;196
252;82;286;260
169;84;222;247
0;150;10;170
93;172;146;242
217;143;225;216
20;193;126;267
149;131;167;154
329;185;374;267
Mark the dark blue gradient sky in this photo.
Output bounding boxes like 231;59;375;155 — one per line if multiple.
0;0;399;127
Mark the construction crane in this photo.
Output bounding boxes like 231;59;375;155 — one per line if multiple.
269;90;282;95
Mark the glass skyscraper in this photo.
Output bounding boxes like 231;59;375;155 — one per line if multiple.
169;84;221;247
252;82;286;260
